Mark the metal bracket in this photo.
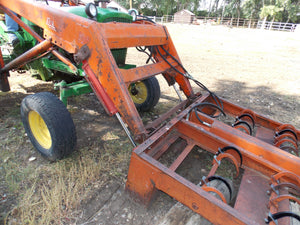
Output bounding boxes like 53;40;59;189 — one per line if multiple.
74;44;91;64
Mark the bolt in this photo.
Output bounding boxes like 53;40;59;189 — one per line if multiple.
192;202;199;210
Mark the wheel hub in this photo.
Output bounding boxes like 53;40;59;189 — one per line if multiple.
28;111;52;149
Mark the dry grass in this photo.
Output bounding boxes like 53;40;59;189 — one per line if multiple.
13;155;104;224
1;116;132;224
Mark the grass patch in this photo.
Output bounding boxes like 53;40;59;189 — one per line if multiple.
2;128;132;224
15;156;105;224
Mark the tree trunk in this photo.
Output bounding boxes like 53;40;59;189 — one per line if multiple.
221;0;226;24
208;0;213;17
237;4;240;28
214;0;220;15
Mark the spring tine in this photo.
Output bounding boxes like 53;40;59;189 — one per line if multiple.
268;182;300;197
265;211;300;224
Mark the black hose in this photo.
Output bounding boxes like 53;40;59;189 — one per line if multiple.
206;175;233;202
135;15;156;24
275;129;298;141
232;120;253;136
136;46;155;64
192;102;226;117
154;45;225;117
217;146;243;166
265;211;300;224
136;43;225;120
236;113;255;129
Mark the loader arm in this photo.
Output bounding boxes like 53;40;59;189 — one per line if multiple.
0;0;194;140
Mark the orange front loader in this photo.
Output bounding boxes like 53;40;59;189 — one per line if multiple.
0;1;299;224
0;0;193;141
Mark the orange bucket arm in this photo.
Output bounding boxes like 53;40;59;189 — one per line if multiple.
0;0;194;140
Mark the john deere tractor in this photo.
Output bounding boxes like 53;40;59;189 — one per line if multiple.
0;1;160;161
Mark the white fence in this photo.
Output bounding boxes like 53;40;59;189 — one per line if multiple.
146;15;299;32
149;15;259;28
257;20;298;32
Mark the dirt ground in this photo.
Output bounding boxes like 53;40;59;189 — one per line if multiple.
0;24;299;224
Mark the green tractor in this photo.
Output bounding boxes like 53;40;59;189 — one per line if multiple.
0;1;160;161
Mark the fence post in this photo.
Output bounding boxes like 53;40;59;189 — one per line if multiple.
279;22;282;31
261;17;266;29
269;19;274;30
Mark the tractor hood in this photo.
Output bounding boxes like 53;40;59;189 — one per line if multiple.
59;6;132;23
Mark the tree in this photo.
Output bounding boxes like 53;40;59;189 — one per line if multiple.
257;0;299;23
115;0;299;23
242;0;263;19
116;0;203;16
281;0;300;23
260;5;283;21
223;0;242;18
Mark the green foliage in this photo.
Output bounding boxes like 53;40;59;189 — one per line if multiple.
197;10;209;17
283;0;300;23
241;0;299;22
242;0;263;19
260;5;284;20
116;0;203;16
222;0;242;18
115;0;299;22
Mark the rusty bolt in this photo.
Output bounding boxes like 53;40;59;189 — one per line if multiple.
192;202;199;210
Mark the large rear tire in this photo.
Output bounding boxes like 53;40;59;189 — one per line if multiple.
20;92;76;161
129;77;160;112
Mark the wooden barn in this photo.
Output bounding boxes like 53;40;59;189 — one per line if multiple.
174;9;196;24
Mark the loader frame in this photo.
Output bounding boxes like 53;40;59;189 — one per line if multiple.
0;0;193;141
126;93;300;224
0;1;299;224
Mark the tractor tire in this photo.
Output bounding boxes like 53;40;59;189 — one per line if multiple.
129;77;160;112
20;92;76;161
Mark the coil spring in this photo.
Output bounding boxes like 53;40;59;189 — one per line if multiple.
274;124;299;156
266;171;300;224
232;110;256;136
201;175;233;204
199;146;242;204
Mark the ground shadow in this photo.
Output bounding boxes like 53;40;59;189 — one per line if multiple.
213;79;300;128
0;82;55;119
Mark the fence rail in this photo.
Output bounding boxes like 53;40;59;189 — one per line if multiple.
257;20;297;32
147;15;299;32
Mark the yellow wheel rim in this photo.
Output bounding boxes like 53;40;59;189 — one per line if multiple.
28;111;52;149
129;82;148;104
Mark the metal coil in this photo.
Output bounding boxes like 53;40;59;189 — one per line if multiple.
274;124;299;156
232;110;256;136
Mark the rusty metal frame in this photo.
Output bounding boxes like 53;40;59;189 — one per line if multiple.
126;93;300;225
0;0;193;141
